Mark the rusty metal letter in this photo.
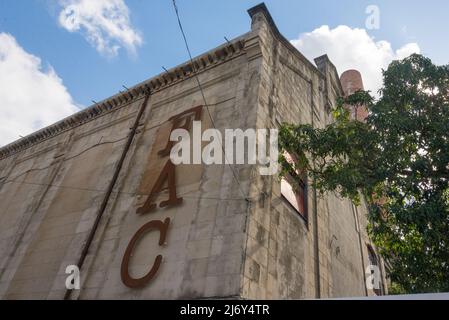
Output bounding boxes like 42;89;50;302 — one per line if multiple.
158;105;203;156
121;218;170;288
136;160;182;215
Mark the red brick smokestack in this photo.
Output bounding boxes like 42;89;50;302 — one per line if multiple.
340;70;369;122
341;71;388;219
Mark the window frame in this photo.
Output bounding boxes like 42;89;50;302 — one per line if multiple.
280;152;308;223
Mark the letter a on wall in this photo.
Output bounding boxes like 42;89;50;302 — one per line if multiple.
136;105;202;215
136;160;183;215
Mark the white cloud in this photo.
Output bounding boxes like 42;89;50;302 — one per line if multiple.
0;33;79;147
291;25;420;96
58;0;143;57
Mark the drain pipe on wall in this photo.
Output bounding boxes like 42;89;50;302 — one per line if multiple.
312;178;320;299
310;80;321;299
64;90;151;300
353;204;369;296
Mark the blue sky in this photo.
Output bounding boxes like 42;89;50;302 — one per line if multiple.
0;0;448;146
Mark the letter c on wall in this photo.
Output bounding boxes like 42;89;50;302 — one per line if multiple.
121;218;170;288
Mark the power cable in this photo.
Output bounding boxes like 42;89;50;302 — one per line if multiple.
3;96;237;184
3;178;252;202
171;0;250;202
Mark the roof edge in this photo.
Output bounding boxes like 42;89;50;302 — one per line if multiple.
0;36;246;160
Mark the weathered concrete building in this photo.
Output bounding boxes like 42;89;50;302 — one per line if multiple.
0;3;387;299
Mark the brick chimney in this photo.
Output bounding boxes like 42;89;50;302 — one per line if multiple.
340;70;368;122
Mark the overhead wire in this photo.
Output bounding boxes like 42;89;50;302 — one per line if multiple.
171;0;251;202
3;178;251;202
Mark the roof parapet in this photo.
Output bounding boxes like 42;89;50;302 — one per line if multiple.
247;3;327;81
248;2;281;35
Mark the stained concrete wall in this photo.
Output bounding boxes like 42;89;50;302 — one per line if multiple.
0;98;149;299
0;31;258;299
0;3;386;300
72;40;261;300
241;4;387;299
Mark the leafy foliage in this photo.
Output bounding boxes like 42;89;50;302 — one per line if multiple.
279;54;449;293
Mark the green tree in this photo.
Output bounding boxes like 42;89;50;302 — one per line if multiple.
279;54;449;294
